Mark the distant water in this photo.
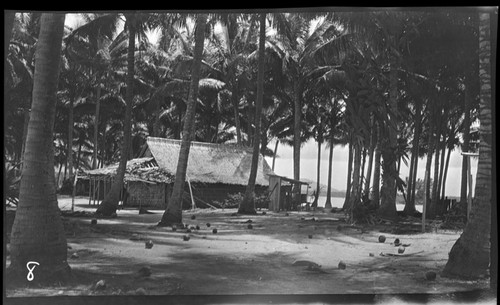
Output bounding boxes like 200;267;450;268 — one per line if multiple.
315;196;423;212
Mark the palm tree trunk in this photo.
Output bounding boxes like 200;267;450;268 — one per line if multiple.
92;86;101;169
159;14;207;224
405;101;422;213
424;118;435;219
342;141;353;210
239;13;266;215
378;64;398;219
364;119;376;199
325;131;335;210
67;94;74;179
349;142;362;220
20;107;31;172
443;12;492;279
96;14;137;216
4;10;15;284
460;75;472;204
441;144;452;202
293;80;303;207
9;13;70;281
76;142;82;172
153;100;162;137
359;147;367;199
372;123;381;208
312;136;322;209
437;134;447;211
232;85;242;145
430;122;441;218
271;139;279;171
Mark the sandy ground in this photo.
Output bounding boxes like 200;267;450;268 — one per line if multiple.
5;195;495;303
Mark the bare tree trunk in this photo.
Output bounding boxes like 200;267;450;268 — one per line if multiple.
441;144;452;202
271;139;279;171
443;12;492;279
67;94;74;178
430;120;441;218
159;14;207;224
325;129;335;210
359;147;367;200
9;13;70;281
293;80;303;208
92;86;101;169
372;122;382;208
405;100;422;213
460;76;472;204
239;13;266;215
312;136;322;209
232;85;242;145
96;14;137;216
378;60;398;219
349;142;362;221
424;118;435;219
364;119;376;199
342;141;353;210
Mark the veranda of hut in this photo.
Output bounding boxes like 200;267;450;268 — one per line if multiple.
80;157;174;209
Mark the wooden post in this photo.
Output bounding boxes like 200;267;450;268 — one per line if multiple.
187;176;196;210
88;177;92;206
467;156;473;222
268;176;281;212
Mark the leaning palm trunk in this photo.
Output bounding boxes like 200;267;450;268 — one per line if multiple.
443;12;492;280
239;13;265;215
159;14;207;225
440;143;452;201
96;15;136;216
9;13;70;282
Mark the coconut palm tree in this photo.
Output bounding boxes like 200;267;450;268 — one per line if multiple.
96;13;139;216
159;14;208;225
443;11;493;280
8;13;71;281
238;13;266;215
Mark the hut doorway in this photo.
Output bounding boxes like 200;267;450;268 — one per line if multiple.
268;174;310;212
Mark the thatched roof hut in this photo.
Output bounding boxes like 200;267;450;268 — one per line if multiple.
81;137;275;208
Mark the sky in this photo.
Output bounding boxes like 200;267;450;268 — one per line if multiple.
265;139;478;198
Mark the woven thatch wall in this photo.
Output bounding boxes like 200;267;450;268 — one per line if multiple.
126;182;166;209
190;183;268;207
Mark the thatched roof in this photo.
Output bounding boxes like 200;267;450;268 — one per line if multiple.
81;157;175;184
144;137;274;186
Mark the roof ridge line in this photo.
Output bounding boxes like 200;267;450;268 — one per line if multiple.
146;136;253;151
